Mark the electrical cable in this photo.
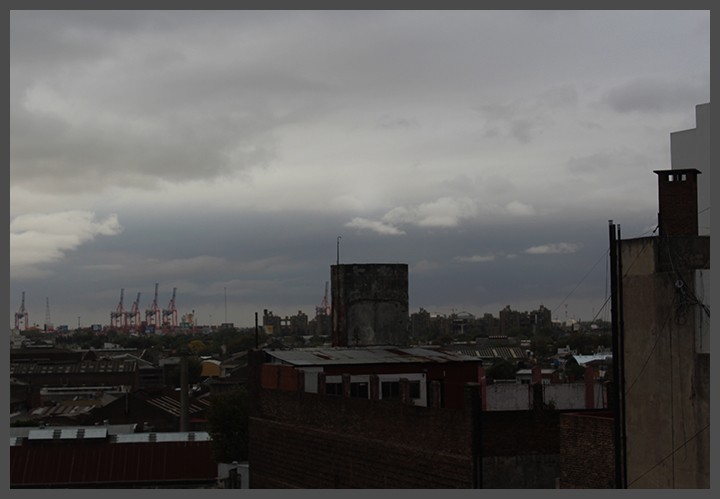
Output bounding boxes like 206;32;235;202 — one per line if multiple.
552;249;608;317
624;308;673;396
549;222;658;323
627;423;710;487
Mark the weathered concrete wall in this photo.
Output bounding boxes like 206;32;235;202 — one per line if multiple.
483;455;559;489
621;236;710;488
485;383;606;411
544;383;605;410
331;264;409;347
485;383;532;410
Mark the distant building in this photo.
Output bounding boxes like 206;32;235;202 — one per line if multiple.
262;309;282;336
670;102;709;236
499;305;552;335
258;345;482;409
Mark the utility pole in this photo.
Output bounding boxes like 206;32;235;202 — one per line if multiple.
179;349;189;432
609;220;627;489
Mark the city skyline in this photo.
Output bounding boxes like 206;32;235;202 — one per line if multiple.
10;10;710;328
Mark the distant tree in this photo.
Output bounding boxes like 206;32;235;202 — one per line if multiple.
530;335;555;360
187;339;206;355
486;359;518;382
563;356;586;381
207;387;249;463
226;332;267;354
434;333;455;346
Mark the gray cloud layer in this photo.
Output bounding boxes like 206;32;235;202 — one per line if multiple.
9;10;709;327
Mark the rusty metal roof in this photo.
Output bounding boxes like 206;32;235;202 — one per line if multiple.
146;394;210;417
265;346;480;366
10;435;217;487
442;345;528;360
10;359;137;375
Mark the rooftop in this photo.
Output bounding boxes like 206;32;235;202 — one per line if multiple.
265;345;480;366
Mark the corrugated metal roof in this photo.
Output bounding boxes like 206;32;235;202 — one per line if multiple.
115;432;211;443
444;345;527;360
11;438;217;486
10;359;137;375
28;427;108;440
516;369;557;375
10;424;137;440
265;346;479;366
573;354;613;366
146;395;210;417
30;404;97;419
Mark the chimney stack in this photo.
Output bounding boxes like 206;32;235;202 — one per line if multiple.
653;169;701;237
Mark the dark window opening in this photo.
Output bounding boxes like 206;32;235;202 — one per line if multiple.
326;382;342;396
381;381;400;400
409;381;421;399
350;382;368;398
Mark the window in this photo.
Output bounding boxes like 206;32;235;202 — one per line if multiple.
381;381;400;401
409;381;421;399
350;382;368;399
325;382;342;396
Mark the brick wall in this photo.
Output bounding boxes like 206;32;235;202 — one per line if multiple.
248;352;566;488
249;386;565;488
250;388;473;488
558;412;615;488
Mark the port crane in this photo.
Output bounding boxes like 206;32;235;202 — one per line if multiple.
162;287;178;330
145;283;161;328
125;292;142;328
110;288;126;329
15;291;29;330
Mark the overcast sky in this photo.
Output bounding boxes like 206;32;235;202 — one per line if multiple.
9;10;710;329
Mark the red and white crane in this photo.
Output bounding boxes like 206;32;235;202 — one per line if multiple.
145;283;161;328
315;281;331;318
110;288;126;329
15;291;29;331
162;287;178;330
125;292;142;329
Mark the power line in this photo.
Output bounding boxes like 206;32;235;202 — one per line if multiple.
627;423;710;487
552;222;658;320
552;248;609;316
